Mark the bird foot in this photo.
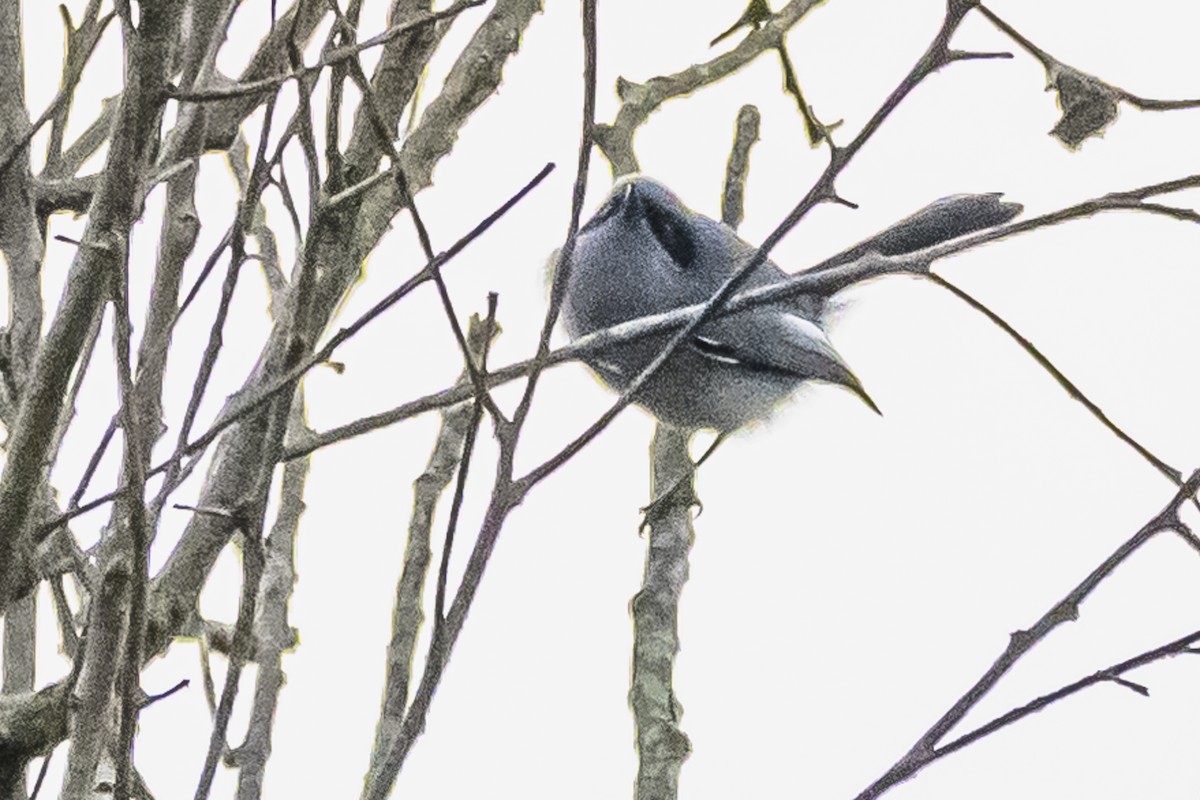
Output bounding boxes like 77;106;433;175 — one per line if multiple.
639;477;702;534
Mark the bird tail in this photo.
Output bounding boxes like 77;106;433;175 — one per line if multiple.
831;193;1023;265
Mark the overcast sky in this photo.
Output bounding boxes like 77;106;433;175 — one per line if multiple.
12;0;1200;797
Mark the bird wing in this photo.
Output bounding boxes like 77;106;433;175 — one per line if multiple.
694;307;880;413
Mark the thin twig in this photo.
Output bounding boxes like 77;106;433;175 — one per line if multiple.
594;0;826;175
362;311;498;799
434;296;499;627
141;679;191;708
510;0;600;435
324;0;505;422
926;274;1182;483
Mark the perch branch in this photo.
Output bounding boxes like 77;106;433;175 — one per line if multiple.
514;0;987;492
631;425;697;799
287;170;1200;459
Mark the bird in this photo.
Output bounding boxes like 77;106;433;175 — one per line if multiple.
558;175;1021;432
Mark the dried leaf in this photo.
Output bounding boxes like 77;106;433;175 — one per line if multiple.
1046;63;1120;148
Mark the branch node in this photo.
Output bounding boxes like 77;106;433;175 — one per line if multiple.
826;192;859;210
946;49;1014;62
1100;673;1150;697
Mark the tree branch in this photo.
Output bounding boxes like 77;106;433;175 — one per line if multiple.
852;469;1200;800
0;0;180;614
631;425;696;799
593;0;824;176
361;311;498;798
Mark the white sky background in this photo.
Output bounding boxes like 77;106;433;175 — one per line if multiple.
9;0;1200;797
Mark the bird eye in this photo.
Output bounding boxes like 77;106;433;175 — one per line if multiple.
580;182;633;233
645;202;696;269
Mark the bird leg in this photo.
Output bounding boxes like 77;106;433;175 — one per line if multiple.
638;433;726;533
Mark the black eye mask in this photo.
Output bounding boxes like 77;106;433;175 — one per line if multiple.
644;201;696;270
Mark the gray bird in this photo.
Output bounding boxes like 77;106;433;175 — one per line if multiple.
559;176;1020;432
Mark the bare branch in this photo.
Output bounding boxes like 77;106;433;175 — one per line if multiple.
193;531;265;800
594;0;824;176
927;274;1182;484
111;185;152;800
631;424;697;798
433;302;499;627
362;5;595;795
351;0;545;251
362;311;498;798
168;1;482;103
152;163;552;494
62;572;128;799
230;405;310;800
42;1;113;178
0;7;114;179
0;0;47;390
323;0;506;422
852;471;1200;800
0;0;181;613
0;681;73;780
721;105;760;228
508;0;598;436
934;628;1200;757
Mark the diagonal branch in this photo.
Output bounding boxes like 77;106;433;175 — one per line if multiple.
935;626;1200;758
852;470;1200;800
926;274;1182;484
362;310;498;799
362;6;596;796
